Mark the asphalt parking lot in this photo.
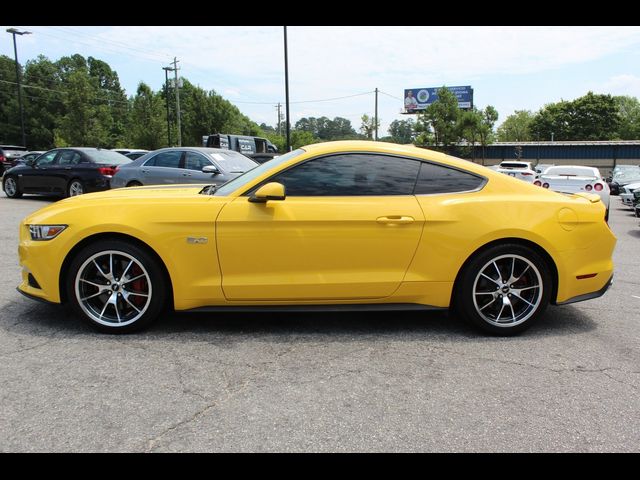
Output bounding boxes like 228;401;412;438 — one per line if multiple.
0;195;638;452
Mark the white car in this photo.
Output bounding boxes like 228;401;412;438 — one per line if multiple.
536;165;610;217
494;161;537;183
619;182;640;208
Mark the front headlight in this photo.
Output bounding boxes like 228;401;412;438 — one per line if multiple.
28;224;67;241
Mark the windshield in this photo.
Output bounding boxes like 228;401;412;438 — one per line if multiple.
213;149;305;196
89;150;133;165
207;150;258;173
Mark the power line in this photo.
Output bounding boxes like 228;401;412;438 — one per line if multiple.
0;78;131;106
378;90;403;101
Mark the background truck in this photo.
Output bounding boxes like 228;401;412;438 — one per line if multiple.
202;134;278;163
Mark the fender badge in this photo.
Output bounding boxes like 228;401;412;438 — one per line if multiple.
186;237;208;244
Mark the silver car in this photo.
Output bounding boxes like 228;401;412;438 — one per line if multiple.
110;147;258;189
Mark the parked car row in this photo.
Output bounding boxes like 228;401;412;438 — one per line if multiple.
491;161;611;219
2;146;259;199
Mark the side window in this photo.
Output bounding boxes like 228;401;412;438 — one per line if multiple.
415;162;485;194
58;150;83;166
266;154;421;196
35;151;57;167
145;151;182;168
184;152;212;171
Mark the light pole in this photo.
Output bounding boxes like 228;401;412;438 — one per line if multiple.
283;26;291;152
162;66;174;146
6;28;31;148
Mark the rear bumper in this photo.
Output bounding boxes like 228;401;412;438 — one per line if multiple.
555;274;613;305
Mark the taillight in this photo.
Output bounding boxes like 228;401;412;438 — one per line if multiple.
0;154;5;163
522;172;533;176
594;183;603;191
98;167;116;176
585;184;593;191
542;183;549;188
534;180;542;186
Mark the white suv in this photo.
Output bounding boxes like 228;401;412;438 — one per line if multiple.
494;161;537;183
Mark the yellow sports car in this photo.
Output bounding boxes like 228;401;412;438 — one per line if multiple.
17;141;616;335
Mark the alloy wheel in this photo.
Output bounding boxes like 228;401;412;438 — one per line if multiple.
74;250;152;327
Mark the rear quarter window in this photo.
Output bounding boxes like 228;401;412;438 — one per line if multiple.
414;162;485;195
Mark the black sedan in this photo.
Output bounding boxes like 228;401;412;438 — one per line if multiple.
2;148;132;199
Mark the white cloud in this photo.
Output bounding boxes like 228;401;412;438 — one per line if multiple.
600;74;640;98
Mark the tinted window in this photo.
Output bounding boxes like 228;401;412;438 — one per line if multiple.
184;151;211;171
145;151;182;168
267;154;421;196
35;151;57;167
415;162;484;194
58;150;83;166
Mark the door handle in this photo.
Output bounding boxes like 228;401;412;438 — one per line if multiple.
377;216;414;224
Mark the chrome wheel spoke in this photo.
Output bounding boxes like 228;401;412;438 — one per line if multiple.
80;291;104;301
127;291;148;298
80;278;106;289
93;260;109;280
122;293;141;313
480;273;501;287
121;260;134;279
492;262;503;282
122;274;145;284
479;297;497;311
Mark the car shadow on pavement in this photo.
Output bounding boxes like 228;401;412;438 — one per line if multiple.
1;296;597;344
628;229;640;239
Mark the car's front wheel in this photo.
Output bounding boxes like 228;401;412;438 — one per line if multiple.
454;244;552;336
66;239;166;333
3;176;22;198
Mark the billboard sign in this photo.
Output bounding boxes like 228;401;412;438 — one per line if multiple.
404;85;473;112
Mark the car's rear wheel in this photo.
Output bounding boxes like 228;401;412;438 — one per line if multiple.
455;244;552;336
66;240;166;333
3;176;22;198
67;179;84;197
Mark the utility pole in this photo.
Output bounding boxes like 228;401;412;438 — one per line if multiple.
171;57;182;147
276;103;282;136
6;28;31;148
162;66;174;146
374;88;379;141
283;26;291;152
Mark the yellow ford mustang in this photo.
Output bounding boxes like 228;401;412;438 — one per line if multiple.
17;141;615;335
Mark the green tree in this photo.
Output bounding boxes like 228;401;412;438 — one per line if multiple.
457;109;482;160
359;114;379;139
478;106;498;165
387;118;415;144
614;95;640;140
0;55;21;145
496;110;534;142
127;82;167;150
23;55;65;149
418;86;460;153
530;92;620;141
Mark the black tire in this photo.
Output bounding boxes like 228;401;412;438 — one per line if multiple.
454;243;552;336
605;208;609;222
65;239;166;333
126;181;143;187
3;175;23;198
67;179;84;198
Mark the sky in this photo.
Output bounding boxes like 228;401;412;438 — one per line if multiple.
3;25;640;138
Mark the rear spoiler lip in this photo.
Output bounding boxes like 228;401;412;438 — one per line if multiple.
565;192;602;203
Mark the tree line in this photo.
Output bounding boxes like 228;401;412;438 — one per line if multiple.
0;53;262;150
3;53;639;154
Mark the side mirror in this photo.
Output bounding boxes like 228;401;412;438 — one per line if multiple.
249;182;286;203
202;165;220;175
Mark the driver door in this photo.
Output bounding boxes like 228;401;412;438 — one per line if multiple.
216;153;425;301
